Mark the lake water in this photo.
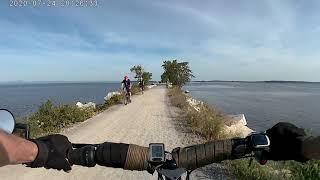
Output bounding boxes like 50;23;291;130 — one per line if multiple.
185;82;320;135
1;82;319;135
0;82;120;118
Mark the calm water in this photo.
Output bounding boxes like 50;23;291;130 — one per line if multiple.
0;82;120;119
185;82;320;135
1;82;319;135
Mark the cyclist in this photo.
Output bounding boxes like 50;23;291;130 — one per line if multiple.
121;75;131;103
139;77;145;94
0;122;319;171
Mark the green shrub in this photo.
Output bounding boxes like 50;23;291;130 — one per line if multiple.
28;100;95;138
168;87;187;108
227;158;320;180
131;84;141;95
105;94;123;106
185;104;225;140
226;159;290;180
95;103;108;113
168;87;225;140
290;160;320;179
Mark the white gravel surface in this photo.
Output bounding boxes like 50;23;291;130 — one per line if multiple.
0;86;230;180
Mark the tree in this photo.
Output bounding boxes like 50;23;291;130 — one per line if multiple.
130;65;143;79
161;60;194;87
130;65;152;85
142;71;152;85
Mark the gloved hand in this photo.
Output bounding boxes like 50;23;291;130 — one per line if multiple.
27;134;73;172
266;122;307;162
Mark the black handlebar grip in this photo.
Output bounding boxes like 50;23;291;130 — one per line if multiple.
172;140;233;171
68;145;96;167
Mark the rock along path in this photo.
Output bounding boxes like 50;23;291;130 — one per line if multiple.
0;86;229;180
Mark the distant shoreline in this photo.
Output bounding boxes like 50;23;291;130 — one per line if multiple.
0;81;159;86
1;80;319;86
191;80;320;84
0;81;119;85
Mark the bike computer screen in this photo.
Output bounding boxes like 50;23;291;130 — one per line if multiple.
149;143;165;162
250;134;270;148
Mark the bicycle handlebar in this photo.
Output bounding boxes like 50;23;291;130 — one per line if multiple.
68;145;97;167
68;143;149;171
172;140;233;171
68;139;244;172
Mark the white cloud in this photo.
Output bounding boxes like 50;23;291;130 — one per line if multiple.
103;32;129;45
1;0;320;81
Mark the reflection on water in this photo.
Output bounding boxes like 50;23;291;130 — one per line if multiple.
185;82;320;135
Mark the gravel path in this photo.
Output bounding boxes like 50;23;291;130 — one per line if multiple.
0;86;229;180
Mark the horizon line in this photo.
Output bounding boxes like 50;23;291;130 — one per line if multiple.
1;80;319;84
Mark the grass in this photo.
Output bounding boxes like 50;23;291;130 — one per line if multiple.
131;84;141;95
184;104;226;140
95;93;123;113
167;87;188;108
168;87;226;140
131;83;149;95
226;159;320;180
106;94;123;106
28;96;124;138
168;86;320;179
27;84;147;138
28;100;95;138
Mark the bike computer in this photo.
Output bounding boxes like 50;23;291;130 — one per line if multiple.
249;133;270;149
149;143;165;162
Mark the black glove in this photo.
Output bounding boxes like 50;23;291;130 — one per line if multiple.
95;142;129;168
27;134;73;172
266;122;307;162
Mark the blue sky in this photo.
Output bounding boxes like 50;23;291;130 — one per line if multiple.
1;0;320;82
